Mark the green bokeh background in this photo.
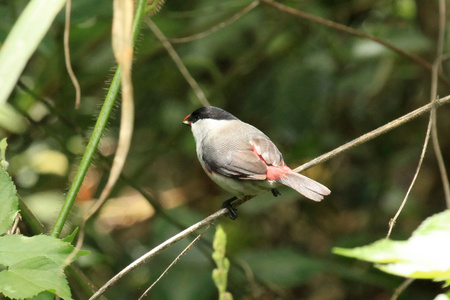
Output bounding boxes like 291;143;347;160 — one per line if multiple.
1;0;449;299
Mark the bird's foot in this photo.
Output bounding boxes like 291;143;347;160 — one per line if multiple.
221;197;238;220
271;189;281;197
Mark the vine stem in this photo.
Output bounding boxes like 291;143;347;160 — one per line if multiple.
50;0;147;238
259;0;449;86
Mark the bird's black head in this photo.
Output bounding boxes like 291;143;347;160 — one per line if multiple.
183;106;238;126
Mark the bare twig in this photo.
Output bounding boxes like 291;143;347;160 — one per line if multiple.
431;0;450;208
432;106;450;209
64;0;81;109
138;226;211;300
169;1;259;44
387;106;433;238
6;213;21;235
391;278;414;300
146;17;211;107
89;209;227;299
259;0;449;86
293;95;450;173
387;0;448;237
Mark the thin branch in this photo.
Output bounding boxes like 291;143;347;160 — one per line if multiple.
138;226;211;300
293;95;450;173
169;1;259;44
64;0;81;109
387;106;433;238
387;0;448;237
146;17;211;107
89;209;227;300
431;0;450;208
432;106;450;208
6;213;21;235
391;278;414;300
259;0;449;86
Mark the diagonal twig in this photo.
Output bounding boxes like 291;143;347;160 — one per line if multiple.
169;1;259;44
146;17;211;107
63;0;81;109
259;0;449;86
387;104;433;238
137;226;211;300
293;95;450;173
89;209;225;299
430;0;450;208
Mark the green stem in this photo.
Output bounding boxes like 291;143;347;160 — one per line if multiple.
50;0;147;237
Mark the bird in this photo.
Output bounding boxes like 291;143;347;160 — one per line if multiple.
183;106;330;219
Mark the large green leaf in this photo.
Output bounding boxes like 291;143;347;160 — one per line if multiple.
0;234;88;266
0;167;19;235
0;235;89;299
0;256;72;300
334;210;450;281
0;0;66;105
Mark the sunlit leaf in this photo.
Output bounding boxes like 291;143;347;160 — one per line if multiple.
334;210;450;281
0;235;88;300
0;256;72;300
0;234;89;266
0;0;66;105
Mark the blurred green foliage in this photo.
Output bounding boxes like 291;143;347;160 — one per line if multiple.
1;0;449;299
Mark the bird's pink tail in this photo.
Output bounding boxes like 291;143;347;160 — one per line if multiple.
276;171;331;201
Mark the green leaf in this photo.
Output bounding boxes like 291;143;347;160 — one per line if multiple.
0;167;19;234
29;291;57;300
0;234;89;266
333;210;450;281
0;256;72;300
0;235;88;299
0;0;66;105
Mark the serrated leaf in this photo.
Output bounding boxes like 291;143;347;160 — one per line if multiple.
0;234;88;267
0;256;72;300
0;167;19;234
333;210;450;281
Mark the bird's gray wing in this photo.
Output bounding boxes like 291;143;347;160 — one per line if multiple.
250;138;284;167
203;149;267;180
201;121;284;180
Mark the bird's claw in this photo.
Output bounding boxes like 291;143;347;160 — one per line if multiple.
221;197;238;220
271;189;281;197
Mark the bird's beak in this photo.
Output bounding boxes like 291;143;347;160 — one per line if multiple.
182;115;191;126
